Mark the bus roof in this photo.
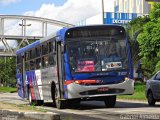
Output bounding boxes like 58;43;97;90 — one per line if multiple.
16;32;57;54
16;24;123;55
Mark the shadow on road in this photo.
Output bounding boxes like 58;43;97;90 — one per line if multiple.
43;101;160;110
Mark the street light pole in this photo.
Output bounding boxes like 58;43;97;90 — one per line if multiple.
19;24;31;26
19;20;31;36
102;0;104;24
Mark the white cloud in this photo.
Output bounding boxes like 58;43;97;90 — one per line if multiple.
0;0;20;5
1;0;115;49
24;0;103;24
104;0;115;12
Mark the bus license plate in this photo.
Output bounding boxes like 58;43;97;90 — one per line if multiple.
98;87;109;92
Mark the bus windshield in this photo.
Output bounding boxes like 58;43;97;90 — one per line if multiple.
67;37;128;73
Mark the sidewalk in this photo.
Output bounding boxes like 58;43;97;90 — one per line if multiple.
0;93;60;120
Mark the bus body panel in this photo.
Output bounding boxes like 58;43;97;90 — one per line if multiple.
16;72;24;98
24;67;58;101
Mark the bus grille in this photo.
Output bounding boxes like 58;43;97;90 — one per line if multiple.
79;88;125;95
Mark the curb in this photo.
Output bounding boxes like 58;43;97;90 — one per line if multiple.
0;110;60;120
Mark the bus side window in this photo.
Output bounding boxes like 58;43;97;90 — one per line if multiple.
49;41;53;53
29;49;35;59
42;55;49;68
42;43;48;55
25;52;30;61
36;58;41;69
49;53;55;66
16;54;22;74
36;46;41;57
17;64;22;74
48;39;56;66
54;41;56;52
30;60;35;70
25;62;29;71
17;54;22;64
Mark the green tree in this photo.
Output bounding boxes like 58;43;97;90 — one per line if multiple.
150;3;160;20
137;3;160;77
0;57;16;87
127;15;150;64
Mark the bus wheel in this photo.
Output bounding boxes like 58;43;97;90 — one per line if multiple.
55;88;66;109
37;100;44;106
104;96;116;108
29;89;36;105
29;89;44;106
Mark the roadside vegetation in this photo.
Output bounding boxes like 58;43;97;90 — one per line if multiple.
118;82;146;101
118;2;160;101
0;57;16;87
16;104;47;112
0;86;17;93
0;102;47;113
128;3;160;78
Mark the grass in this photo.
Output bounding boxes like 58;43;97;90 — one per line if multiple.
0;87;17;93
0;102;47;113
16;104;47;112
118;82;147;101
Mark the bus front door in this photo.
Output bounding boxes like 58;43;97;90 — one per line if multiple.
56;42;65;99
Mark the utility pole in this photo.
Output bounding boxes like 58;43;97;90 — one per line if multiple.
102;0;104;24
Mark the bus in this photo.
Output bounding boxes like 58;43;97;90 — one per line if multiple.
16;25;134;109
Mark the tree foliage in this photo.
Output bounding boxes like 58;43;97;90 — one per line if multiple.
0;57;16;87
150;3;160;20
136;3;160;77
127;15;150;64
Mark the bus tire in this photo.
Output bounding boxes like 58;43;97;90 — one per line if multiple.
104;96;116;108
37;100;44;106
29;89;36;105
55;87;66;109
29;89;44;106
51;82;56;107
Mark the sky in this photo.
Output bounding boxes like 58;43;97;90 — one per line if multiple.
0;0;67;15
0;0;114;48
0;0;114;24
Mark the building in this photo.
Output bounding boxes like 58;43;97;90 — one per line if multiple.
78;0;150;26
114;0;149;14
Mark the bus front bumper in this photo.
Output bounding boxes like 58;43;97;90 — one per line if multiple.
66;79;134;99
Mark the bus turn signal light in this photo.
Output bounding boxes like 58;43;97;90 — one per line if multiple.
125;77;129;81
64;80;75;85
75;80;97;84
64;80;101;85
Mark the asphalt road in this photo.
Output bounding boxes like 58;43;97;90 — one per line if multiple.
1;93;160;120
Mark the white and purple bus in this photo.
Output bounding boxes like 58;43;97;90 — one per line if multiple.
16;25;134;109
